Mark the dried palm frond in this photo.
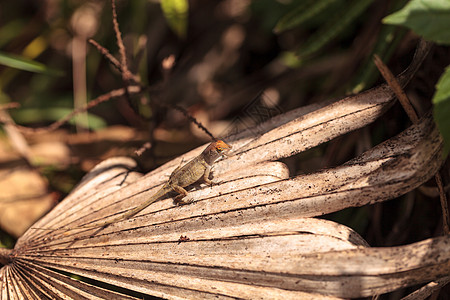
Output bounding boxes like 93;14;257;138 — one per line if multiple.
2;40;449;299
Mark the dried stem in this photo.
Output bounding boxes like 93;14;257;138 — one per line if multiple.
435;172;450;234
111;0;130;80
162;54;176;85
0;0;214;150
373;53;449;235
402;277;450;300
110;0;140;117
0;86;142;134
89;39;140;84
374;52;448;300
373;55;419;123
0;102;20;110
89;39;121;71
167;103;216;140
134;142;152;156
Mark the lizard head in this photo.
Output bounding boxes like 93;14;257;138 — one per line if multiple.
203;139;232;164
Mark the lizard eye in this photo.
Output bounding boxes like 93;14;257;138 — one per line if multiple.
213;140;231;154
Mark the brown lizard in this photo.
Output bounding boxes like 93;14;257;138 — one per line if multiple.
64;139;232;230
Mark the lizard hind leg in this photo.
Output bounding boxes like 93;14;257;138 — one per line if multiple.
170;184;194;205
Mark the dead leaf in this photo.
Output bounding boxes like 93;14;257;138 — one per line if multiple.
0;156;54;237
2;40;448;299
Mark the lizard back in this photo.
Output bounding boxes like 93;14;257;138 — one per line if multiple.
168;156;208;187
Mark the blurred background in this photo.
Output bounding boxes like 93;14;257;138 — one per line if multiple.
0;1;449;295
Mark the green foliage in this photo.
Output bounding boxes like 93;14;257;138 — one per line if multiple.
0;229;15;249
383;0;450;45
273;0;375;60
0;20;26;48
0;51;64;76
160;0;189;38
350;28;405;94
11;108;107;130
384;0;450;157
351;0;410;93
297;0;374;59
251;0;302;32
274;0;337;33
433;66;450;156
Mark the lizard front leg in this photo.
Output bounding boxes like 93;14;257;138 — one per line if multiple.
171;165;213;205
203;165;212;185
170;163;213;205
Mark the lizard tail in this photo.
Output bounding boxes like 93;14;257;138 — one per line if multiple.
31;184;171;232
70;184;171;230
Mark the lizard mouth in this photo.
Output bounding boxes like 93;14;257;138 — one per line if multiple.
221;150;231;158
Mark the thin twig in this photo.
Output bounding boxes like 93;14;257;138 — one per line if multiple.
89;39;140;84
135;142;152;156
0;1;212;146
162;54;176;85
435;173;449;234
111;0;130;80
419;183;450;198
110;0;140;117
164;102;216;140
0;102;20;110
402;277;450;300
373;55;419;123
89;39;121;71
373;54;449;235
0;86;142;134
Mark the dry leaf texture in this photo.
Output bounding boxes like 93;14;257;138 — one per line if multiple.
1;41;448;299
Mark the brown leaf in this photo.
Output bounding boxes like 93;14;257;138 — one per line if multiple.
2;40;447;299
0;168;54;237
